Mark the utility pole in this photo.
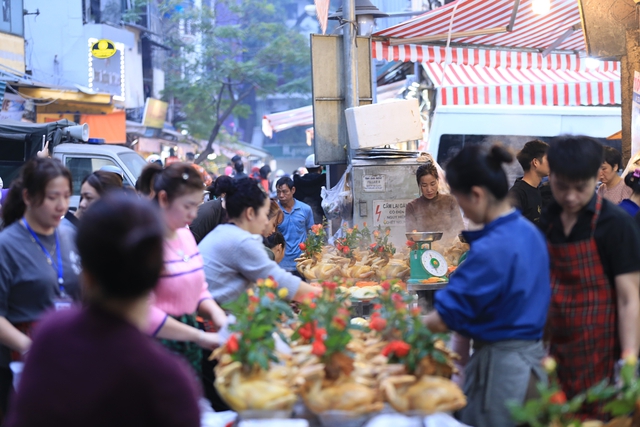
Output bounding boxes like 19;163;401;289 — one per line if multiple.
343;0;358;162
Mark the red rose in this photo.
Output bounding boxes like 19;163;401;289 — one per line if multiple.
391;293;403;303
266;292;275;300
332;316;347;330
298;323;314;340
373;304;383;310
380;281;390;291
393;341;411;357
549;390;567;405
406;240;415;247
323;281;337;290
369;317;387;331
315;328;327;340
227;334;240;353
249;296;259;303
312;340;326;357
299;242;306;251
342;246;349;254
370;243;377;249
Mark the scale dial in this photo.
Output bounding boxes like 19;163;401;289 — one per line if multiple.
421;250;448;277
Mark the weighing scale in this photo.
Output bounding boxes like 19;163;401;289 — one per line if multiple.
406;232;449;312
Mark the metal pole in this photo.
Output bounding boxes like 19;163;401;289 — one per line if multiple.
343;0;358;161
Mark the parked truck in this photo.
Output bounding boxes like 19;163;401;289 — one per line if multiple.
0;119;146;208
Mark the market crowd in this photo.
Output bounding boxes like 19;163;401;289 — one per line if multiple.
0;136;638;426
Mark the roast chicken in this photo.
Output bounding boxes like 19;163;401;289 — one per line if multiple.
214;360;298;412
382;375;467;414
299;364;384;415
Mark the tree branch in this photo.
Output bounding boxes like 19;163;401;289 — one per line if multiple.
195;86;255;164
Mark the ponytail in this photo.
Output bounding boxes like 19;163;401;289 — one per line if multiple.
445;144;513;200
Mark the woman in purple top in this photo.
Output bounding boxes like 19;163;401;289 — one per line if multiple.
5;194;201;427
619;169;640;217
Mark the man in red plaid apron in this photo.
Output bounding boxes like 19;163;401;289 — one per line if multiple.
541;136;640;419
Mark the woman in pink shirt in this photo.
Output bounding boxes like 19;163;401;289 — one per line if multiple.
148;163;227;372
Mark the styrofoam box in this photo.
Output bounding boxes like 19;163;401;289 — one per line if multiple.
345;99;423;149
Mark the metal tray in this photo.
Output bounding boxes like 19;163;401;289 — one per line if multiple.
405;232;443;243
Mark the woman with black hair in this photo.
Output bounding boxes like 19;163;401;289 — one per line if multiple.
148;163;226;373
0;158;82;419
424;145;551;427
199;178;320;305
62;170;124;230
405;162;464;245
136;162;163;199
5;194;200;427
598;146;632;204
189;175;234;244
619;169;640;217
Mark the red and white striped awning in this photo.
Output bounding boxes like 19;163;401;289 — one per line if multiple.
424;61;621;106
372;44;621;72
374;0;585;53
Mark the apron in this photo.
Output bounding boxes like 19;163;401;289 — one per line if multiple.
458;339;546;427
158;313;203;373
547;196;617;419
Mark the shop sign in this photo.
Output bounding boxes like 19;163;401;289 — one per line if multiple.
91;39;117;59
372;199;412;227
363;174;385;192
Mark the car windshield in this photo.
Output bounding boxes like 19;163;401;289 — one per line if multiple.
118;152;147;183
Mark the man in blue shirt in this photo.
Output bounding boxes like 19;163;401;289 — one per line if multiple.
276;177;314;274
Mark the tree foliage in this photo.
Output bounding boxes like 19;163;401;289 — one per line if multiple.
161;0;311;162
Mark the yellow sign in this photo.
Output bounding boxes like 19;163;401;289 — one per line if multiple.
142;98;169;129
91;39;117;59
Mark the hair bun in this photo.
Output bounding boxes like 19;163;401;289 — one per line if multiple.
488;145;514;166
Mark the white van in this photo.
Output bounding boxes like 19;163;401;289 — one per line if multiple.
427;105;622;165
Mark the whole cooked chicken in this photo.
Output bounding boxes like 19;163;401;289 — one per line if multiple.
214;360;298;412
299;364;384;415
382;375;467;414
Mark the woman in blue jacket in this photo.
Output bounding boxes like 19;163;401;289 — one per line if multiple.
424;145;551;427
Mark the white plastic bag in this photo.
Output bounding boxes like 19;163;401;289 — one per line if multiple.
321;165;352;221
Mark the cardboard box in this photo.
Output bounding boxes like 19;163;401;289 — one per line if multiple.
345;99;423;149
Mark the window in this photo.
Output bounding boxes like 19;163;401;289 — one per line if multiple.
118;151;146;182
0;0;22;36
2;0;10;22
65;156;118;196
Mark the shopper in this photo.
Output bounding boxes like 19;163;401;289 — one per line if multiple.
540;135;640;419
136;162;163;199
294;154;325;225
598;146;632;204
259;165;271;193
405;162;464;245
424;145;550;427
0;158;81;419
265;231;286;264
149;163;226;372
509;140;549;224
276;176;314;274
199;178;320;305
74;170;124;218
189;175;234;244
233;161;248;180
263;199;284;261
619;169;640;217
185;152;213;187
4;194;201;427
